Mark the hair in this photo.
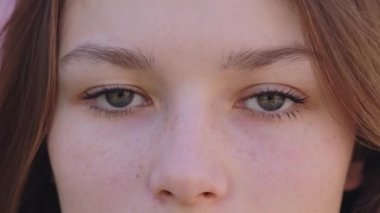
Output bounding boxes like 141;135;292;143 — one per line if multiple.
0;0;379;212
0;0;60;212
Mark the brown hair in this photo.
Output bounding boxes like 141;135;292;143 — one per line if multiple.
0;0;60;212
0;0;379;212
293;1;380;212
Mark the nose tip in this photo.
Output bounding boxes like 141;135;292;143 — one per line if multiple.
150;171;228;205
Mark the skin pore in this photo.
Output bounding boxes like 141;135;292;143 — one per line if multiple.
49;0;360;212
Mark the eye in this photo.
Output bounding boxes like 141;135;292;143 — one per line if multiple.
237;85;308;121
244;92;293;112
82;85;150;117
100;89;144;109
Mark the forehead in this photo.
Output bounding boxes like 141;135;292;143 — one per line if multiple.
60;0;304;61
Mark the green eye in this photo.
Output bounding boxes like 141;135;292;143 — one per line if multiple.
256;94;286;111
105;90;134;108
83;85;151;118
83;87;147;111
243;91;297;113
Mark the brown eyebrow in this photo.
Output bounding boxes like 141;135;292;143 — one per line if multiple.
222;45;311;71
60;44;154;70
60;43;311;72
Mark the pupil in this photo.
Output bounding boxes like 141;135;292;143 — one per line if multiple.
105;90;133;108
257;94;285;111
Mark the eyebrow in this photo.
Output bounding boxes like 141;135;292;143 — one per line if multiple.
60;43;311;72
60;44;155;70
222;45;311;71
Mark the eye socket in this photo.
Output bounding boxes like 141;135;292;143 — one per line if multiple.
238;86;308;120
82;86;149;115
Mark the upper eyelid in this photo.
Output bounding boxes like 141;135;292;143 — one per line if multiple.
239;85;308;100
247;90;307;102
82;85;147;99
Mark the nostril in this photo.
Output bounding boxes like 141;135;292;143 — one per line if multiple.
159;190;216;200
160;190;173;197
202;192;215;198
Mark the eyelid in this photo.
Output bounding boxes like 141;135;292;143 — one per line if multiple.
234;83;309;121
81;84;149;100
237;84;308;102
80;84;153;118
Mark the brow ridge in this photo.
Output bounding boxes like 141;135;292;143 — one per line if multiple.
60;44;154;70
223;45;311;71
61;43;310;72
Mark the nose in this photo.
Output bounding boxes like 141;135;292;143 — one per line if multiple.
150;166;228;205
149;113;229;206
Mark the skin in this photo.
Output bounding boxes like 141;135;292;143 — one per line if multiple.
49;0;360;212
0;0;14;27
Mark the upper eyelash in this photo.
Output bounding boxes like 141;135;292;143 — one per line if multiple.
81;85;148;118
247;88;308;103
238;87;308;121
82;85;136;100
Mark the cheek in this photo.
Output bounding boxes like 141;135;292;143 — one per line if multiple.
229;112;355;208
48;105;155;209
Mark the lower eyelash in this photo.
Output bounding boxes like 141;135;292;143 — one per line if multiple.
87;105;139;119
81;85;151;119
239;88;308;122
241;107;304;122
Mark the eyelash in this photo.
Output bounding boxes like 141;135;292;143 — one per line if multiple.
82;85;151;118
237;87;308;121
81;85;308;121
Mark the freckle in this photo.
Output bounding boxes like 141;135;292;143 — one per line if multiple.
136;173;140;179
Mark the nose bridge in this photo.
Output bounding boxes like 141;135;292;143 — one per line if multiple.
161;110;217;175
162;92;222;175
149;93;229;205
170;108;212;147
165;85;219;147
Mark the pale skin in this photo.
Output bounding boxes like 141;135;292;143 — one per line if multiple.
49;0;361;212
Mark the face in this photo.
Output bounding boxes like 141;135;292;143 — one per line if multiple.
49;0;358;212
